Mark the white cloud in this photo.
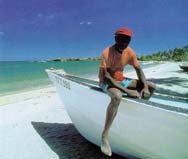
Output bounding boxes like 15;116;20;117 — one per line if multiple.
79;21;93;25
80;21;84;25
0;32;5;36
87;22;92;25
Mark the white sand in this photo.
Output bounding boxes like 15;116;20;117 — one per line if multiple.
0;62;187;159
0;87;72;159
126;62;188;95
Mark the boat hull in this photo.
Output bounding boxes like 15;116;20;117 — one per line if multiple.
180;65;188;72
46;70;188;159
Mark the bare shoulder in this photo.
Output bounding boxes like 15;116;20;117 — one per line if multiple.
126;47;135;54
102;46;111;58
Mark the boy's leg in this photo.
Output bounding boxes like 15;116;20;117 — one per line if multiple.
101;87;122;156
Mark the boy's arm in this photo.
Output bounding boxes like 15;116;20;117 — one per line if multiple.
134;65;150;97
104;71;140;98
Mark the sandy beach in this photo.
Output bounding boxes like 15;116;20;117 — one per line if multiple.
0;62;187;159
126;61;188;97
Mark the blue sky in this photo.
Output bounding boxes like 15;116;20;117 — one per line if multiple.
0;0;188;61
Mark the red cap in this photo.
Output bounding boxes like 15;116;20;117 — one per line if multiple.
115;27;133;37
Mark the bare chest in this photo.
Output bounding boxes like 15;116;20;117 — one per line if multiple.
106;52;129;69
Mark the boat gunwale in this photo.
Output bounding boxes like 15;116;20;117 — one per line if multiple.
47;69;188;115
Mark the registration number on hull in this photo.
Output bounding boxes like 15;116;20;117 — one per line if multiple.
55;76;71;90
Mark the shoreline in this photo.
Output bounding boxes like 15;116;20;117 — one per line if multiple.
0;60;157;98
1;61;187;106
0;85;55;106
0;83;53;98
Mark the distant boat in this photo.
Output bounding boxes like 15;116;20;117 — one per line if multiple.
46;69;188;159
179;65;188;72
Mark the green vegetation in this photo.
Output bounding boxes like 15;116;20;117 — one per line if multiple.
138;46;188;61
46;57;100;62
44;46;188;62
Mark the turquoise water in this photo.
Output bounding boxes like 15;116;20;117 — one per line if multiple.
0;61;157;96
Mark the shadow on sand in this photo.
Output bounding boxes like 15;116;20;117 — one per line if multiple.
148;77;188;97
31;122;139;159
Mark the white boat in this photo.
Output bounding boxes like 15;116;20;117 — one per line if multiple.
46;69;188;159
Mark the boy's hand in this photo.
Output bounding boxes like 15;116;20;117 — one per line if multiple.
141;87;150;99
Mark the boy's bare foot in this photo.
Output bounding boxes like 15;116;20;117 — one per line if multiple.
101;137;112;156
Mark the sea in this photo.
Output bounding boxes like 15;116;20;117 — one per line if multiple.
0;61;157;96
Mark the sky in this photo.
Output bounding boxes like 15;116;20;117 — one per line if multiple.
0;0;188;61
